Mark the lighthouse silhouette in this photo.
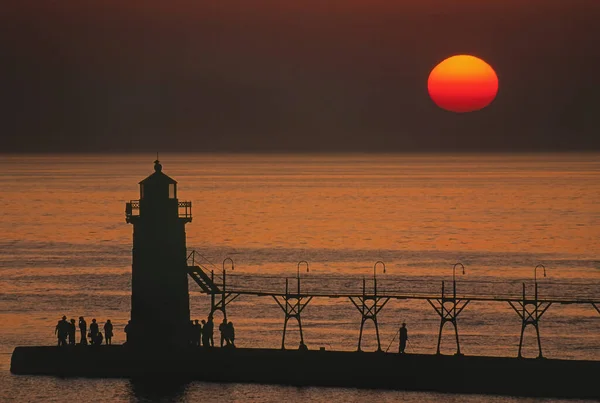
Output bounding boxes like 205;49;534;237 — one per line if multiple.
125;158;192;347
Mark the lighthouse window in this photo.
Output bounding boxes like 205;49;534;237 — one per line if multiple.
140;184;144;199
169;184;176;199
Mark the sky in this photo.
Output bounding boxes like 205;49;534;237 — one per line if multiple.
2;0;600;153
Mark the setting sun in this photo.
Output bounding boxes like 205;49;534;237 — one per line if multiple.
428;55;499;113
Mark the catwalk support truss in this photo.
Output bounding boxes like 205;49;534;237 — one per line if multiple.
349;275;391;352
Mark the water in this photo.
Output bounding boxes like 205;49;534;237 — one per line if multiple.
1;153;599;402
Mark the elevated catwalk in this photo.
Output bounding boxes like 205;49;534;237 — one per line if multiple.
11;346;600;399
188;253;600;357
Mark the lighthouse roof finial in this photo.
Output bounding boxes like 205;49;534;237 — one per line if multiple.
154;152;162;172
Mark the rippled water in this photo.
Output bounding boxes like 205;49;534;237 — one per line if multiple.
1;153;599;402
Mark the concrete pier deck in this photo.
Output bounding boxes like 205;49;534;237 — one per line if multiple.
10;346;600;399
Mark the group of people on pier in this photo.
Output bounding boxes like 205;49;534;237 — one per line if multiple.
189;316;235;348
55;316;113;346
54;314;407;353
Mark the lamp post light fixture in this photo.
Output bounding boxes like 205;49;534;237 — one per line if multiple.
534;264;546;300
373;261;386;295
297;260;309;294
452;262;465;298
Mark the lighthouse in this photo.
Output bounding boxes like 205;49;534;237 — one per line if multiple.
125;159;192;347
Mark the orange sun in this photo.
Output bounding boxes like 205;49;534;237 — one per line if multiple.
428;55;499;113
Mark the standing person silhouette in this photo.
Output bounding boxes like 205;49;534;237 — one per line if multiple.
194;320;202;347
89;319;99;345
399;323;409;354
55;316;69;347
68;319;76;345
104;319;113;345
227;321;235;347
78;317;87;345
55;318;67;347
124;320;132;345
204;316;214;347
219;318;229;347
201;320;209;348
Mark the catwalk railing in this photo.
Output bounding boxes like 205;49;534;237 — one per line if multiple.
186;252;600;357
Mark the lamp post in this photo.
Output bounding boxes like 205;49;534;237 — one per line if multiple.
222;257;234;293
452;262;465;298
373;261;386;296
534;264;546;300
297;260;309;294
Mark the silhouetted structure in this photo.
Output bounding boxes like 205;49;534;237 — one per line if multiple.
11;346;600;399
187;257;599;356
126;159;192;348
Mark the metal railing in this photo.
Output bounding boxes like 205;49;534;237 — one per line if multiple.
125;200;192;220
189;271;600;303
178;201;192;219
125;200;140;220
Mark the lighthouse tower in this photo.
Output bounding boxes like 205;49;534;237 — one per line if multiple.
125;159;192;347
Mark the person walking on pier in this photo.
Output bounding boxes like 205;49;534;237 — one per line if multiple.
104;319;113;345
68;319;76;345
79;317;87;345
89;318;99;345
219;318;229;347
399;323;409;354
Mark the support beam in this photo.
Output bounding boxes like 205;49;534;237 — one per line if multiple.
427;280;470;356
592;303;600;315
348;276;391;352
210;292;241;320
204;268;240;321
272;282;313;350
508;283;552;359
348;294;391;352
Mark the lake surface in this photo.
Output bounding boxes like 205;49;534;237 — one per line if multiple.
1;153;599;402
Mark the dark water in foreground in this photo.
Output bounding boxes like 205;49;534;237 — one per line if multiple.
1;154;598;402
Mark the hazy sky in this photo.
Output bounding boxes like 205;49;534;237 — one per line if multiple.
2;0;599;152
